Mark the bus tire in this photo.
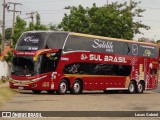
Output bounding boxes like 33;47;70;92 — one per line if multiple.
47;90;55;94
32;90;42;94
137;82;144;93
71;80;82;94
57;79;68;95
128;81;136;94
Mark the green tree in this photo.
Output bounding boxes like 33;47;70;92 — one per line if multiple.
3;51;13;63
138;39;145;42
13;16;27;46
0;33;2;45
60;1;150;40
156;40;160;44
49;23;59;31
34;13;48;30
5;28;12;40
27;22;35;31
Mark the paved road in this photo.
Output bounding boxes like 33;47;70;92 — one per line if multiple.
0;83;160;120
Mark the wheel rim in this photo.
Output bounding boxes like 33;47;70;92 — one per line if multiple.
129;83;134;92
73;82;80;93
59;82;67;93
138;84;143;92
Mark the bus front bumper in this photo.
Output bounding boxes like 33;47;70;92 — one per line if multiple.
9;75;53;90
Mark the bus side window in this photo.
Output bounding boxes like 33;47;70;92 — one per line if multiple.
112;65;132;76
63;63;132;76
93;64;113;75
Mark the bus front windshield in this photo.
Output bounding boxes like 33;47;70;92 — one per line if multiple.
12;53;59;76
12;56;37;76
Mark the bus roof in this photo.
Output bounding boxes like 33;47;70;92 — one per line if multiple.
22;31;158;47
70;32;158;47
22;31;69;34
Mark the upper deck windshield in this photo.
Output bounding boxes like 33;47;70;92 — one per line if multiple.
16;32;47;51
15;32;69;51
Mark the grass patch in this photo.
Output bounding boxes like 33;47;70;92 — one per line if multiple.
0;81;5;85
0;85;16;107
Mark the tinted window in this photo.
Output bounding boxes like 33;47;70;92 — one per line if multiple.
16;32;47;50
40;51;61;73
46;33;68;49
12;56;35;76
64;35;158;58
64;35;92;51
64;35;130;54
40;54;57;73
63;62;132;76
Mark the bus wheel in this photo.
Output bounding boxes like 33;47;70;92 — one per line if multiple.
57;79;68;95
32;90;42;94
137;82;144;93
128;81;135;94
71;80;82;94
46;90;55;94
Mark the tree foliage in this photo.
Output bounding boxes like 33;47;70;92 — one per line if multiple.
34;13;48;30
156;40;160;43
13;16;27;46
0;33;1;45
28;22;35;31
3;51;13;63
49;24;59;31
60;1;150;40
5;28;12;40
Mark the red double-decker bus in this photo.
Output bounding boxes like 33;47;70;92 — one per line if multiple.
9;31;159;94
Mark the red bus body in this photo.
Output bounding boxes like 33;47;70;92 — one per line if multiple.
9;31;159;94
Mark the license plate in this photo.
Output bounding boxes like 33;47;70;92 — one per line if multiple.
18;87;24;90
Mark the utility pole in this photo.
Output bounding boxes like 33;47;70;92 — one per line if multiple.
7;2;22;46
129;0;132;7
1;0;6;53
26;12;37;24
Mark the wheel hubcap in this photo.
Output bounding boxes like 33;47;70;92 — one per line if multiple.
138;84;143;92
129;84;134;92
60;82;66;93
74;83;80;92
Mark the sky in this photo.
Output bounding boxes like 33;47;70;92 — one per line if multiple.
0;0;160;41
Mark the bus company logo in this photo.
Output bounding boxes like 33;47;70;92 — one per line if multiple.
81;54;88;60
92;39;113;52
132;44;138;55
24;36;39;43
